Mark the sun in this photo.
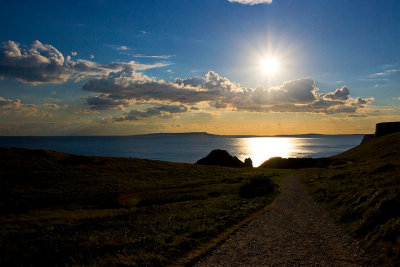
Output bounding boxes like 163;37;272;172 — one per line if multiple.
260;57;279;75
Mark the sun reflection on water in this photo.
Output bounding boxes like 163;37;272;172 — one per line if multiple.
235;137;311;167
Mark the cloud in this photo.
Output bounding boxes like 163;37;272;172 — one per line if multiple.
369;68;400;78
0;96;37;114
0;40;168;84
228;0;273;5
116;45;129;51
71;51;77;56
322;86;349;101
133;54;173;59
41;103;60;110
85;94;132;110
114;104;188;121
250;78;317;105
0;96;67;117
82;70;373;115
76;108;99;114
347;114;367;118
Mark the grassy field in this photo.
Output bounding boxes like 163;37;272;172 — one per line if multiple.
2;132;399;266
301;132;400;266
0;147;285;266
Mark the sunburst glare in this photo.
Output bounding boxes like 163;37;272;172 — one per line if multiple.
234;137;312;167
260;57;279;75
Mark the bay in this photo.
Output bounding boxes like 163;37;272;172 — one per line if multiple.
0;134;363;167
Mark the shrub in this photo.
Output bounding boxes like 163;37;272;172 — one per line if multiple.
239;175;276;198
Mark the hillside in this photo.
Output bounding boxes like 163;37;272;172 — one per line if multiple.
302;132;400;266
0;147;283;266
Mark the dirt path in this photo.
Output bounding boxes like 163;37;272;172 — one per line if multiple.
195;175;373;266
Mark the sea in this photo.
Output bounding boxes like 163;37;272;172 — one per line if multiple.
0;134;364;167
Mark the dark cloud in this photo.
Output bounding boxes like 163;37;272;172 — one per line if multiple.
250;78;317;105
348;114;367;118
114;104;188;121
322;86;349;101
0;40;168;84
85;95;131;110
82;72;219;109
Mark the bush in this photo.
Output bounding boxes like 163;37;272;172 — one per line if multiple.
239;175;276;198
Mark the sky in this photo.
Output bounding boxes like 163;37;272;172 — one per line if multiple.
0;0;399;135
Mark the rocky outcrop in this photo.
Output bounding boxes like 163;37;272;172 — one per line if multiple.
243;158;253;168
196;149;252;168
362;121;400;143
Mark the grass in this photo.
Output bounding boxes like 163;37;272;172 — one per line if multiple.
3;132;398;266
300;132;400;266
0;147;284;266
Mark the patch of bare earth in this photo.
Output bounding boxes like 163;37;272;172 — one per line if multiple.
195;175;373;266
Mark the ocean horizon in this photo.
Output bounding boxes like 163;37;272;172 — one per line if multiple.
0;133;364;167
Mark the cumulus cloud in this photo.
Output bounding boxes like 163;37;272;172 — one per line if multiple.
82;70;373;115
0;96;37;114
322;86;349;101
114;104;188;121
0;40;168;84
41;103;60;110
250;78;317;105
228;0;273;5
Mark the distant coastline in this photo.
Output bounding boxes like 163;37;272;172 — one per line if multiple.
0;132;367;138
128;132;366;138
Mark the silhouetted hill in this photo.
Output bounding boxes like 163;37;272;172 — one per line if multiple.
302;131;400;265
259;157;331;169
0;146;277;266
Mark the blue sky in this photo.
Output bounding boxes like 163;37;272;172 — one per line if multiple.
0;0;399;135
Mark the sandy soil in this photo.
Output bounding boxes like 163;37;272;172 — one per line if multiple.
195;175;373;266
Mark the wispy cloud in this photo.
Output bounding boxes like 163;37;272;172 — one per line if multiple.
228;0;273;5
116;45;129;51
133;54;173;59
369;68;400;78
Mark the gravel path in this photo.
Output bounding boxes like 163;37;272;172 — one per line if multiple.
195;175;373;266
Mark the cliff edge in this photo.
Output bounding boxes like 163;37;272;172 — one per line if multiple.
362;121;400;143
